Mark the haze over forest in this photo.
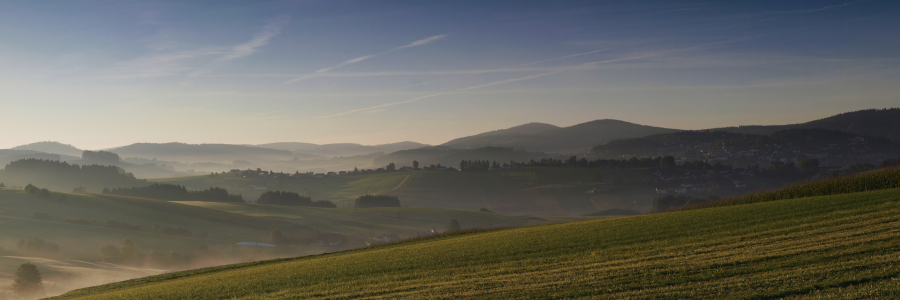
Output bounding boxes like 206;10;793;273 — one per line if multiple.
2;1;900;299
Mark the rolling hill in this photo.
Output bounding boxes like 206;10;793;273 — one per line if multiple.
714;108;900;142
255;141;430;157
0;185;584;298
11;141;84;157
441;119;679;153
49;186;900;299
107;143;297;164
591;128;899;158
372;146;545;168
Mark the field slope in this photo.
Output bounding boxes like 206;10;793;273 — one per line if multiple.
52;188;900;299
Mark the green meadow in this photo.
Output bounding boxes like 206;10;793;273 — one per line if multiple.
155;167;657;215
0;186;585;297
50;187;900;299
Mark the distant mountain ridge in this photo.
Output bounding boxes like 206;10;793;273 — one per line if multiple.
254;141;431;157
108;143;296;164
713;108;900;142
441;119;680;153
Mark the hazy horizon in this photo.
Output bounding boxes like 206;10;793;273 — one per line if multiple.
2;0;898;149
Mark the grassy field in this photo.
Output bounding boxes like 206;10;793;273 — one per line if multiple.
0;188;581;260
0;186;587;298
154;167;659;215
174;201;589;237
0;256;163;299
49;187;900;299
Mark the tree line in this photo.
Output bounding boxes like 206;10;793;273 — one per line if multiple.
0;158;145;192
256;190;336;208
105;183;244;202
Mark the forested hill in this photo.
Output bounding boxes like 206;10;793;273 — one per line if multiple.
107;143;296;163
713;108;900;142
441;119;679;153
255;141;431;157
373;146;543;168
0;159;146;193
591;128;898;159
11;141;84;157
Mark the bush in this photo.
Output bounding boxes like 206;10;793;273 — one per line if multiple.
107;184;244;202
17;237;59;257
257;191;311;206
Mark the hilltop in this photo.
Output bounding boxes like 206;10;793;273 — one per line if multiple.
442;119;679;153
11;141;84;157
49;186;900;299
590;128;898;168
714;108;900;142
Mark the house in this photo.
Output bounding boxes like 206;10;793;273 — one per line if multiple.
673;187;687;194
318;234;345;246
249;185;267;190
229;169;241;173
733;181;747;188
655;188;668;195
339;171;347;175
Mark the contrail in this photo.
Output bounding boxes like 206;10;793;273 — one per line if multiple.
284;34;448;84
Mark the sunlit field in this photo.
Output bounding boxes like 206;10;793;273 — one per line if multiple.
52;188;900;299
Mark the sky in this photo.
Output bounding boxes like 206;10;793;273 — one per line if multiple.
1;0;898;149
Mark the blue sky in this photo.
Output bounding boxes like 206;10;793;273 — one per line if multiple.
1;0;898;149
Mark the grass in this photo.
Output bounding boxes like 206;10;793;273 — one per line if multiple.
0;255;163;298
49;187;900;299
0;187;583;261
154;168;656;215
173;201;588;237
682;166;900;211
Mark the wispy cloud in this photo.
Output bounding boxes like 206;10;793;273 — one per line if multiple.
219;15;291;62
100;16;289;80
314;34;776;118
285;34;448;84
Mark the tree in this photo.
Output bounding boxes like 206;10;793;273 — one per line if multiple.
120;239;138;262
413;160;419;169
0;182;5;187
446;219;461;232
12;262;44;297
270;230;286;245
99;245;120;262
660;156;676;169
386;162;396;171
72;186;86;193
